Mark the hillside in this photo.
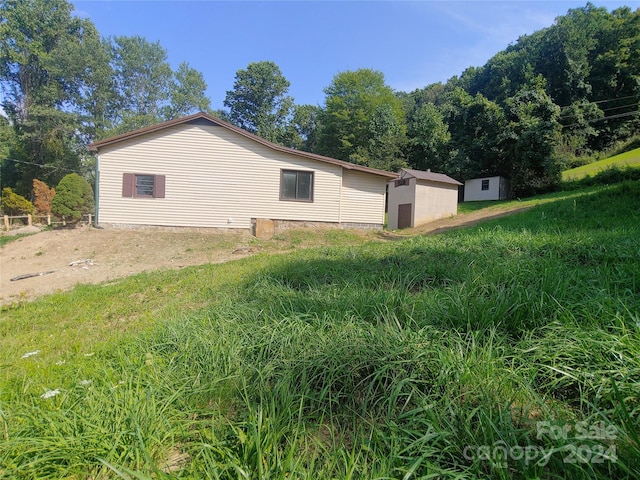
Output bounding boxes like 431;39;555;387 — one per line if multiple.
1;182;639;478
563;148;640;181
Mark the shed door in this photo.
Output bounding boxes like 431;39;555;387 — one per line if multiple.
398;203;412;229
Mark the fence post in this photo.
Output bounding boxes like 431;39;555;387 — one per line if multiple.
27;214;32;226
3;215;8;231
62;217;66;227
47;214;51;226
88;214;92;225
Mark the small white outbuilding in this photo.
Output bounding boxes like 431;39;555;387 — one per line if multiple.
387;168;462;230
463;176;510;201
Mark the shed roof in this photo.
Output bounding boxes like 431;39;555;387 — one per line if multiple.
399;168;462;186
89;112;398;179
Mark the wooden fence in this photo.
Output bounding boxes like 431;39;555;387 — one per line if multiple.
2;214;93;231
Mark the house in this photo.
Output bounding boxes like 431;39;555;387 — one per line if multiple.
387;168;462;229
463;176;509;201
88;113;397;234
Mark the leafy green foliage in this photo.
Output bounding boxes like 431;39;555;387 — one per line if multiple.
316;69;406;169
464;4;640;154
405;102;450;171
50;173;94;223
500;82;563;195
283;104;321;151
107;35;172;132
442;88;506;180
223;61;294;144
0;187;34;215
0;0;105;192
364;104;407;171
164;62;211;119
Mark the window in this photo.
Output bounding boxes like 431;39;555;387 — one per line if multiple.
394;178;409;187
136;175;155;196
481;179;490;191
280;170;313;202
122;173;165;198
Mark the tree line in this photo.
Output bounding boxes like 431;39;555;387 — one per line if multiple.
1;0;639;200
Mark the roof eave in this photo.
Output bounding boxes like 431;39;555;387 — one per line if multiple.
87;112;398;179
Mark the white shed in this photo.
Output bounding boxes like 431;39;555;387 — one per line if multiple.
463;176;509;201
387;168;462;230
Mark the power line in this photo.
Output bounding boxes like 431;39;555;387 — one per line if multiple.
562;110;640;129
559;101;640;120
601;102;640;114
1;157;82;175
559;95;639;109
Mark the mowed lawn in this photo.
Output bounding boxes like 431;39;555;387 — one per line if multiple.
1;182;639;479
562;147;640;181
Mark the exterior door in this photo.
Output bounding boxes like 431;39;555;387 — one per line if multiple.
398;203;412;229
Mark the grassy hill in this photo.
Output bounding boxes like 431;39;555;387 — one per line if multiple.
562;147;640;181
2;182;639;478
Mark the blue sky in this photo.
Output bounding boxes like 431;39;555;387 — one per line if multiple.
72;1;640;110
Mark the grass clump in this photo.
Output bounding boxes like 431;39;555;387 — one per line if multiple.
1;182;640;478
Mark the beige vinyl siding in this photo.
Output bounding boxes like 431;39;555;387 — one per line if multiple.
414;181;458;226
98;123;355;228
339;170;387;225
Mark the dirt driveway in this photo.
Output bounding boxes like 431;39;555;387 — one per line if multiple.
1;205;529;305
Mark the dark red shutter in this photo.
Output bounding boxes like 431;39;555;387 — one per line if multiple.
122;173;134;197
154;175;166;198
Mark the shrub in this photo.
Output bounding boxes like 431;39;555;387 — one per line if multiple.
32;179;56;214
51;173;94;223
1;187;35;215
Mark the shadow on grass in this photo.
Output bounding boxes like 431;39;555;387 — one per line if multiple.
234;182;640;336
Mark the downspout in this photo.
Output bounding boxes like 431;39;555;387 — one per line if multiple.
94;153;100;226
338;168;343;226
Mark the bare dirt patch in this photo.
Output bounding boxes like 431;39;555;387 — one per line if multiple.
0;226;255;305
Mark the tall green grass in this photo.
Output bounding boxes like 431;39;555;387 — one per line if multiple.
1;182;639;478
562;148;640;181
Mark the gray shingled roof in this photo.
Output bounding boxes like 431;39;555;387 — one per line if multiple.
400;168;462;185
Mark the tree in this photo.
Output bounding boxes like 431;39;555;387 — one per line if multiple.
316;69;406;167
556;100;603;160
51;173;94;223
1;187;34;215
108;35;172;133
283;104;322;152
223;61;294;143
405;103;450;171
163;62;211;119
0;114;16;176
0;0;106;193
441;88;506;180
32;179;56;214
584;5;640;150
365;104;407;171
500;82;562;195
